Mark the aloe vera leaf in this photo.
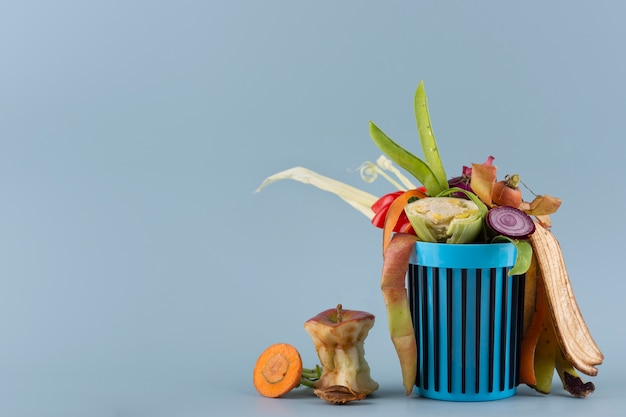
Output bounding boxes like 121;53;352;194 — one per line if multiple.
414;81;449;192
369;121;443;196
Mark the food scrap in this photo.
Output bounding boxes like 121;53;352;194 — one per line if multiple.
256;81;603;399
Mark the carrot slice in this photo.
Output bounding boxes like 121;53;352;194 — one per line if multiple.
519;261;544;386
382;189;426;253
253;343;303;398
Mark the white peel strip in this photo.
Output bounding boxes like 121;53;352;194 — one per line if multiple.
256;167;378;220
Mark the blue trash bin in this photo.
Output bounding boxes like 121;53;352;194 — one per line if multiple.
408;242;525;401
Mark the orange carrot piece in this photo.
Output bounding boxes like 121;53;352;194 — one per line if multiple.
253;343;303;398
491;175;522;208
519;273;545;386
382;189;426;253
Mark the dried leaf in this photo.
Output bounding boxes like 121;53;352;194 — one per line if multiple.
524;194;562;216
534;214;553;228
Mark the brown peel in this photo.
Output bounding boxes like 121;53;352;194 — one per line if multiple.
562;370;596;398
528;223;603;376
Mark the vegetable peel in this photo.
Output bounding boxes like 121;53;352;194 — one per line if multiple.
381;233;419;395
256;167;378;219
470;162;497;206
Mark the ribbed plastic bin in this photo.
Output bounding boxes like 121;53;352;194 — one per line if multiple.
408;242;525;401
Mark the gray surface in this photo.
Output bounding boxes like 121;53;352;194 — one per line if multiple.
2;1;625;416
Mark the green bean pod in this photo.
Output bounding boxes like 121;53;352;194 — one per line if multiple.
369;121;443;196
414;80;448;192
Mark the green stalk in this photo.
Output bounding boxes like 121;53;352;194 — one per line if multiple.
299;365;322;388
414;81;449;193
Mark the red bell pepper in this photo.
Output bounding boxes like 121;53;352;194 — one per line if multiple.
371;191;404;229
371;189;428;251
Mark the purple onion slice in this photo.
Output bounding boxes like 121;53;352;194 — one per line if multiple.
486;205;536;239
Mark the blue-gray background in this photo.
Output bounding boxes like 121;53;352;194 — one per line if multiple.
2;1;624;416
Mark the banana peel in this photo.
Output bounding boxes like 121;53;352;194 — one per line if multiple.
520;222;603;396
528;223;604;375
531;279;559;394
555;345;596;398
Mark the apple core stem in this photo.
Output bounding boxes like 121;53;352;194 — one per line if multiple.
336;304;343;323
